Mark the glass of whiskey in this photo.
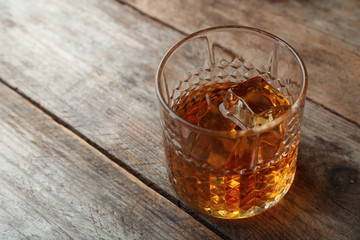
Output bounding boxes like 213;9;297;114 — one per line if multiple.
156;26;308;219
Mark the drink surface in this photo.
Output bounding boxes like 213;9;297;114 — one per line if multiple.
173;77;290;130
166;77;298;219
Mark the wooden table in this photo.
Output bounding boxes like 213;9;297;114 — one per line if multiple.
0;0;359;239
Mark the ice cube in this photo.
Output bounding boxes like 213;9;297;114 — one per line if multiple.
219;77;290;129
219;89;254;130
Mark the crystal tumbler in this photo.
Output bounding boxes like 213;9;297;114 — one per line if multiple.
156;26;308;219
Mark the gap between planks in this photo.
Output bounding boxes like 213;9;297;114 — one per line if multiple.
117;0;360;129
0;77;233;240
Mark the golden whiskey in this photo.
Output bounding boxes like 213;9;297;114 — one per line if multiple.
166;77;297;218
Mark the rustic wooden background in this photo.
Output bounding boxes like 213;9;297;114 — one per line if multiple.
0;0;359;239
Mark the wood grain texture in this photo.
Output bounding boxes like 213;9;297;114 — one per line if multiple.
122;0;360;125
0;0;359;239
238;0;360;48
0;0;180;195
0;84;221;240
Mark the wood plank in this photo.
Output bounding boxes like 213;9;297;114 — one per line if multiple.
121;0;360;125
0;0;359;239
0;0;180;195
0;84;221;239
249;0;360;48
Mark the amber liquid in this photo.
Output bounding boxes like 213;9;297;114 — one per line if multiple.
167;77;298;219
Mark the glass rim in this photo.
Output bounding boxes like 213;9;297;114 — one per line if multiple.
156;25;308;137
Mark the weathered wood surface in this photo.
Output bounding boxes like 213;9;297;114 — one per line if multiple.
122;0;360;126
0;0;359;239
247;0;360;48
0;84;221;239
122;0;360;48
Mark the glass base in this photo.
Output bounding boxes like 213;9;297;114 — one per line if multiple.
173;172;295;219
